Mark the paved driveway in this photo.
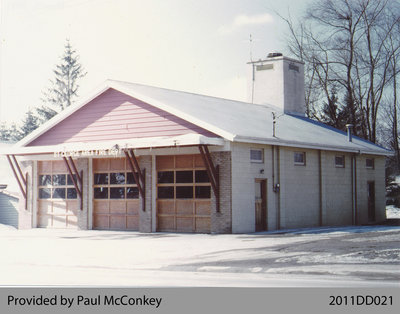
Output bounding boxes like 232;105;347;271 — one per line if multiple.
0;225;399;287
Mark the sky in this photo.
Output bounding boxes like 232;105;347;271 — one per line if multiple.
0;0;311;124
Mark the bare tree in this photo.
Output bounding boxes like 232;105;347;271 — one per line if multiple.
281;0;400;144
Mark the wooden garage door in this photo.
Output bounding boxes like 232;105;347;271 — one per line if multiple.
37;161;78;228
156;155;211;233
93;158;139;230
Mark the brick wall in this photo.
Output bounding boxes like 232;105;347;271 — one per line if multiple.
77;158;89;230
139;155;152;232
210;151;232;233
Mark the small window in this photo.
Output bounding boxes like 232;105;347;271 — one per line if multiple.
195;170;210;183
127;187;139;199
67;188;77;199
366;158;374;169
195;186;211;199
52;174;66;186
52;188;66;199
94;187;108;199
94;173;108;185
39;175;51;186
176;186;193;199
176;171;193;183
110;172;125;185
126;173;136;184
294;152;306;166
110;187;125;199
157;171;174;184
39;188;51;199
250;149;263;163
67;174;77;185
158;186;174;199
335;155;345;168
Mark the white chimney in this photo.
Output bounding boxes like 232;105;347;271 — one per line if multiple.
247;53;306;116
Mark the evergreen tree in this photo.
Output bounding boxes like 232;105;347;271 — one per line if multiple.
18;110;40;140
0;122;21;142
37;39;86;122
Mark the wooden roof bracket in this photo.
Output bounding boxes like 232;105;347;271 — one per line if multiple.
124;149;146;211
63;157;83;210
198;145;220;212
6;155;28;210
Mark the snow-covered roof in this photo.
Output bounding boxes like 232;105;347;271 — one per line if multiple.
14;80;392;155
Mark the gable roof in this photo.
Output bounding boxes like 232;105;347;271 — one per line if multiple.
16;79;391;156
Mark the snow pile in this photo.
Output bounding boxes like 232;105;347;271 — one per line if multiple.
386;205;400;219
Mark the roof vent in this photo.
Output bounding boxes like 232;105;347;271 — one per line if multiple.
267;52;283;58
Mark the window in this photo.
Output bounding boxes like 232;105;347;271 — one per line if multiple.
366;158;375;169
38;174;77;200
250;149;263;163
335;155;345;168
93;171;139;199
294;152;306;166
157;169;211;199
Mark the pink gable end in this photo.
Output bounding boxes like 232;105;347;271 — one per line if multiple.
28;88;218;146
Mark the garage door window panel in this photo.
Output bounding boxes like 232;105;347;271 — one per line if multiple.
127;187;139;199
176;186;193;199
94;187;108;199
110;172;126;185
110;187;125;199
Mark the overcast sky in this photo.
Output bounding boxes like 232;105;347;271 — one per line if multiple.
0;0;311;123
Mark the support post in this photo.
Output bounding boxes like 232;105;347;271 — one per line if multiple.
62;157;83;210
125;150;146;211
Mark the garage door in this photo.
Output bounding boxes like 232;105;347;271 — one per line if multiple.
37;161;78;228
156;155;211;233
93;158;139;230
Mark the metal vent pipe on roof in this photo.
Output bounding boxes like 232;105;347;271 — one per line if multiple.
346;124;354;142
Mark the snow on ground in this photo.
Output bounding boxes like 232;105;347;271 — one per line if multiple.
387;205;400;218
0;225;398;287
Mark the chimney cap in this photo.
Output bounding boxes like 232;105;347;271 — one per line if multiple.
267;52;283;58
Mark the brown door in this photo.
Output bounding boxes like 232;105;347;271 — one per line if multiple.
255;179;267;231
367;181;375;222
92;158;140;230
156;155;211;233
37;161;78;228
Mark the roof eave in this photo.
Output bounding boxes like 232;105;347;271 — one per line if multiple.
232;136;392;156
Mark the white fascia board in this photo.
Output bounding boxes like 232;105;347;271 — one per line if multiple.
233;136;392;156
16;82;113;147
107;81;236;141
5;134;226;156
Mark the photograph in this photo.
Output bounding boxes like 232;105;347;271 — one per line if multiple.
0;0;399;313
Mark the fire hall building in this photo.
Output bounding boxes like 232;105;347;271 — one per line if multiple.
4;55;390;233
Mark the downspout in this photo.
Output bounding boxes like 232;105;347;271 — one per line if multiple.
272;145;281;230
276;146;281;230
351;154;358;225
318;150;323;226
347;124;357;225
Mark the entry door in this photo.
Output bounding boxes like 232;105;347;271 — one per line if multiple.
367;181;375;222
255;179;267;231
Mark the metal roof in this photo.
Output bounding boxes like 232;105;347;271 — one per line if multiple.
14;79;392;156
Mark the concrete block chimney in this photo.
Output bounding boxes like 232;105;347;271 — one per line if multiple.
247;53;306;116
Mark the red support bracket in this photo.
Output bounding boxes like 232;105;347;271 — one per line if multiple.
199;145;220;212
6;155;28;210
63;157;83;210
125;150;146;211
